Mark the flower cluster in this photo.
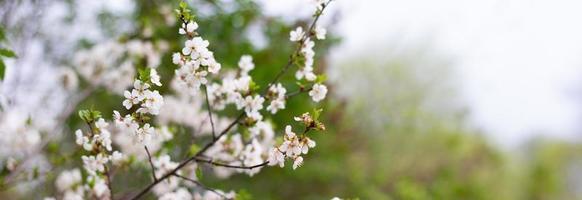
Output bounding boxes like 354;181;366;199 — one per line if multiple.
289;23;329;103
267;113;323;170
172;21;222;95
115;69;165;144
266;83;287;114
71;114;126;200
122;78;164;115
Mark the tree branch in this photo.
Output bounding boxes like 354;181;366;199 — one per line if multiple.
194;157;269;169
144;146;158;181
203;85;217;140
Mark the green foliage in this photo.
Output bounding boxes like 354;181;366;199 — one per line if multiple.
0;26;16;80
235;189;252;200
78;109;102;123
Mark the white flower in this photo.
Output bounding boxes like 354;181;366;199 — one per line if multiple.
134;80;150;91
267;148;285;167
292;156;303;170
266;98;285;114
122;90;141;109
295;66;316;81
279;126;302;157
95;118;108;130
314;26;327;40
208;62;221;74
82;154;109;175
138;90;164;115
179;21;198;35
290;26;305;42
172;53;183;65
238;55;255;74
134;123;155;143
331;197;342;200
236;95;265;117
75;129;85;146
309;83;328;102
272;83;287;98
150;68;162;86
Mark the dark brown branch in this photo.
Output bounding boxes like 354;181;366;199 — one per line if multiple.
194;158;269;169
144;146;158;181
203;85;217;140
104;165;114;199
285;86;312;99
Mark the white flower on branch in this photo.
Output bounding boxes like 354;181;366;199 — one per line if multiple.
290;26;304;42
134;123;155;144
309;83;328;102
266;83;287;114
151;68;162;86
238;55;255;75
236;95;265;120
81;154;108;175
267;147;285;168
179;21;198;35
292;156;304;170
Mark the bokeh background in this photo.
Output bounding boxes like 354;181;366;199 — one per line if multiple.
2;0;582;199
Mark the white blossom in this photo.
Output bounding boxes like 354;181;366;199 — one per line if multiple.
151;68;162;86
309;83;328;102
81;154;108;175
267;148;285;168
289;26;304;42
179;21;198;35
292;156;303;170
238;55;255;75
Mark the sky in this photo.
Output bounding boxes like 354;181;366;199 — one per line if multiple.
261;0;582;148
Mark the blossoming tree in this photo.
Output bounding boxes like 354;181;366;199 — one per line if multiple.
0;0;335;199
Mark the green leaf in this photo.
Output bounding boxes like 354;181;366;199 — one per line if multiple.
0;26;5;42
78;109;101;122
138;67;151;83
235;189;253;200
0;48;16;58
179;1;187;9
0;60;5;81
312;108;323;121
316;74;327;83
195;167;203;180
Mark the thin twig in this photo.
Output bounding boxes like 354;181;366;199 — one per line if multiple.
203;85;217;140
194;158;269;169
104;165;114;199
144;146;158;181
285;86;312;99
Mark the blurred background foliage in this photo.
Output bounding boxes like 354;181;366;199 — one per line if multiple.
2;0;582;199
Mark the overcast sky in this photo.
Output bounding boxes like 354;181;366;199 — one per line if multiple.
262;0;582;148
